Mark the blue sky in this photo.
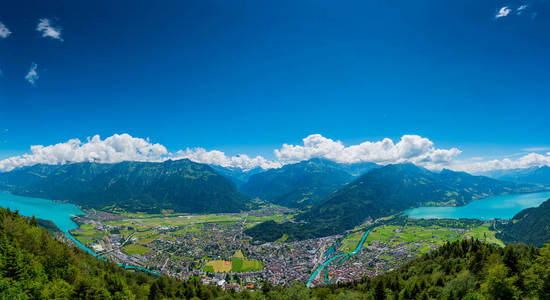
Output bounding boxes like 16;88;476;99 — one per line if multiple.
0;0;549;171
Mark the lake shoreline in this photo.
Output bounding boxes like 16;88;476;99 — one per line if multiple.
406;191;550;220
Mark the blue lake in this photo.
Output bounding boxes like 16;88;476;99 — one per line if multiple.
0;191;99;256
406;191;550;220
0;191;85;232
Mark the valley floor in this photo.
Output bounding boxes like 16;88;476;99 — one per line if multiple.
67;207;505;290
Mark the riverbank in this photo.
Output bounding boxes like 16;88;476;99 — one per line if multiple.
307;229;372;287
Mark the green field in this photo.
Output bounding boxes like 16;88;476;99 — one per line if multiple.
122;244;152;255
233;250;245;259
172;224;203;235
102;208;295;235
359;223;503;255
366;224;462;248
73;235;94;244
463;224;505;247
231;259;263;272
69;223;106;244
204;265;215;272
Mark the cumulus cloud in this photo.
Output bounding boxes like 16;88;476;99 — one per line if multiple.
0;133;279;172
173;148;281;170
274;134;461;169
453;153;550;173
0;134;168;172
495;6;512;18
0;22;11;39
25;63;39;85
1;133;461;172
2;133;548;174
36;18;63;41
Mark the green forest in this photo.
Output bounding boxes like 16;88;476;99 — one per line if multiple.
2;206;550;299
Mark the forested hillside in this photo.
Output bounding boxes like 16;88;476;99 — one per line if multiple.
0;206;225;299
0;160;249;213
247;164;537;241
498;198;550;247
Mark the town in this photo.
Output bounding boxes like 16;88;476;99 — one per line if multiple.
68;208;504;290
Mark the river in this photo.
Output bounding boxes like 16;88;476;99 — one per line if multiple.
306;229;371;287
0;191;159;275
307;191;550;287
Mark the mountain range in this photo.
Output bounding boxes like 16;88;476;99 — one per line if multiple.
240;159;378;208
209;165;264;187
0;158;379;213
1;158;547;240
481;166;550;186
246;164;539;241
0;159;249;214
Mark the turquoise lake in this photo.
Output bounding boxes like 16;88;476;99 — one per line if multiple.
406;191;550;220
0;191;160;275
0;191;85;232
0;191;99;256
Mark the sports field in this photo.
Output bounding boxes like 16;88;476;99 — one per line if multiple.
204;260;232;272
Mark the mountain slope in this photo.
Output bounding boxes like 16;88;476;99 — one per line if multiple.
482;166;550;185
247;164;537;241
241;159;371;208
497;197;550;247
299;164;534;235
0;160;249;213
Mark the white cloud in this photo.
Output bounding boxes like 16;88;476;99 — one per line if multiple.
1;133;460;172
274;134;461;169
0;22;11;39
495;6;512;18
2;133;548;174
517;5;528;14
452;153;550;173
0;134;168;172
36;18;63;41
25;63;39;85
173;148;281;170
0;133;280;172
